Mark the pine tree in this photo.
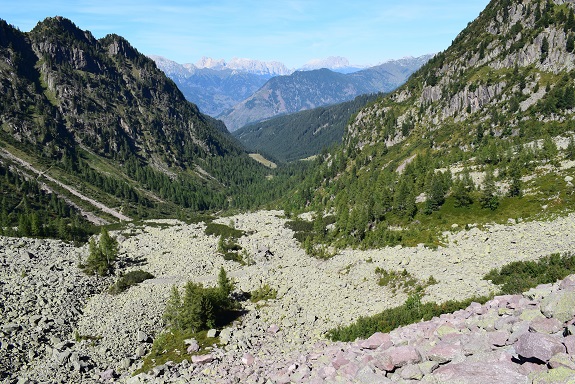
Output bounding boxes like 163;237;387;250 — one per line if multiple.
99;227;118;267
567;34;575;53
541;36;549;63
163;285;183;329
452;177;473;208
181;282;204;332
508;159;522;197
480;167;499;210
566;136;575;160
218;267;234;297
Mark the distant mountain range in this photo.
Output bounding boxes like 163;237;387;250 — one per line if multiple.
218;55;433;131
152;54;432;130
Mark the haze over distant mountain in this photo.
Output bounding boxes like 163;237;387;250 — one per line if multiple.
152;55;432;126
300;56;366;73
219;54;433;131
150;56;291;116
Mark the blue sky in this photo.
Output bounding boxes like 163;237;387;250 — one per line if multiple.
3;0;490;68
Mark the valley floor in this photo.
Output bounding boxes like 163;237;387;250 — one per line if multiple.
2;210;575;382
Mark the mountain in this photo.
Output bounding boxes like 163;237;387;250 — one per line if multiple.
151;55;292;116
300;56;365;73
218;54;433;131
233;93;382;162
0;16;293;231
286;0;575;252
195;56;292;76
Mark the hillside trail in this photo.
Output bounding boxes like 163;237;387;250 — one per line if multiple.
0;148;131;224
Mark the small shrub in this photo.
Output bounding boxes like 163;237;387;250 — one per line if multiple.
327;294;491;342
483;252;575;294
205;223;244;239
250;284;278;303
375;267;436;296
109;270;154;295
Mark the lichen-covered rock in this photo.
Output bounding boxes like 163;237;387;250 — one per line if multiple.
516;333;566;363
540;291;575;323
430;361;529;384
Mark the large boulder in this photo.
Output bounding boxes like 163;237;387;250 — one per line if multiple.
515;333;566;363
430;361;529;384
540;291;575;323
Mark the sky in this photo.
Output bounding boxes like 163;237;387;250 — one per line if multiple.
2;0;491;69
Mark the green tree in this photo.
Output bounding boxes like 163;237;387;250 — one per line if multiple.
424;172;447;214
452;177;473;208
218;267;234;297
480;167;499;210
508;159;522;197
541;36;549;63
566;136;575;160
567;34;575;53
541;135;558;163
180;282;205;332
163;285;183;329
82;228;118;276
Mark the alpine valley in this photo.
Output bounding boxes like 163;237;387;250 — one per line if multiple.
3;0;575;383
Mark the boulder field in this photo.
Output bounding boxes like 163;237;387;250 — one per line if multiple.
2;210;575;383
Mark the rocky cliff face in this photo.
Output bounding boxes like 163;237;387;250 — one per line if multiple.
0;17;240;168
346;0;575;148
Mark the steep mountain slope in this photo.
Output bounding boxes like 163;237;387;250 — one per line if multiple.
287;0;575;251
233;93;381;162
0;17;292;229
219;55;432;131
151;55;291;116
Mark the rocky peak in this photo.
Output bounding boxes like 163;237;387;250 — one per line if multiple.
101;34;140;61
347;0;575;148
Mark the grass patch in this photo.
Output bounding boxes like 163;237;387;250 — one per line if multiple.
483;252;575;294
327;293;491;342
109;270;155;295
134;329;219;375
204;222;244;239
375;267;438;295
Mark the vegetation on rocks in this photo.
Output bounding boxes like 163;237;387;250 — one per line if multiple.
137;267;238;373
375;267;437;295
108;270;155;295
327;293;491;342
250;283;278;303
80;228;118;276
484;252;575;294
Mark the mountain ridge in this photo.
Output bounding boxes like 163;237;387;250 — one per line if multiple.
218;54;433;131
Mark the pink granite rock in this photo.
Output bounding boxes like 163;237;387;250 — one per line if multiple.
515;332;566;362
339;361;360;378
390;345;421;367
191;354;214;364
432;361;528;384
99;369;115;381
564;334;575;354
187;341;200;353
242;353;254;366
559;275;575;291
372;352;395;372
267;324;280;334
361;332;392;350
488;330;509;347
331;356;349;370
428;341;463;363
529;317;563;334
